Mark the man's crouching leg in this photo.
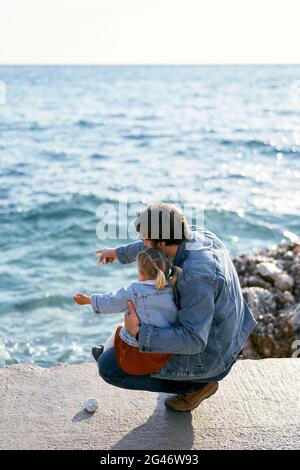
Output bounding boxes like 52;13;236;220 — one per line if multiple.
97;347;124;387
164;382;219;412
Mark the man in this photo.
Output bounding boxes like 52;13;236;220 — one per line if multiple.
94;203;256;412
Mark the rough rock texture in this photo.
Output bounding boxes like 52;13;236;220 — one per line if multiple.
233;238;300;358
0;361;299;450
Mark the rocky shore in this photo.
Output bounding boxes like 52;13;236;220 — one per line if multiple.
233;237;300;359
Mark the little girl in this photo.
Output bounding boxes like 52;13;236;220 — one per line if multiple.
74;248;181;375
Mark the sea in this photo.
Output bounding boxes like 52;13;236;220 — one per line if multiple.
0;65;299;366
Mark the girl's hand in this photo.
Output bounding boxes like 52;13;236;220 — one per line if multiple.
74;293;91;305
95;248;117;265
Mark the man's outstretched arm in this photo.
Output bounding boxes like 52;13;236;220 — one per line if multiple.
116;240;146;264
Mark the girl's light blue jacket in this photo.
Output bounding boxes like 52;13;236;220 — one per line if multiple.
90;280;178;347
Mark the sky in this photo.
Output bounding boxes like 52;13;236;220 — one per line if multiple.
0;0;300;64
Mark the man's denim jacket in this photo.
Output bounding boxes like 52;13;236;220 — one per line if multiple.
90;280;178;347
115;228;257;381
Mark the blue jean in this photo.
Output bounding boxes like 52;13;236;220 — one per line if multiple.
97;347;234;394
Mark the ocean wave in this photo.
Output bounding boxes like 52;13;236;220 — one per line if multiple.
218;138;273;149
135;114;157;121
123;132;174;140
217;137;300;156
204;208;291;241
108;112;127;118
1;168;27;178
0;193;112;226
0;121;45;132
21;194;102;220
124;158;140;163
76;119;104;128
12;294;73;313
227;173;247;179
22;205;95;222
89;153;109;160
41;150;70;160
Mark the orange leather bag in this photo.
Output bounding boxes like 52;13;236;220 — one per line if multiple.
114;326;172;375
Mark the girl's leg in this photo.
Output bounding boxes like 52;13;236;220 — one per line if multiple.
98;347;209;394
103;328;118;352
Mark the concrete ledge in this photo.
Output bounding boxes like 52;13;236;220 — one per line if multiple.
0;359;299;450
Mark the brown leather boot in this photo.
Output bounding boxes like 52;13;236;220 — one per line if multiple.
164;382;219;412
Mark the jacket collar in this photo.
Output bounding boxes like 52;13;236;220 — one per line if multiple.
173;239;187;267
173;227;200;266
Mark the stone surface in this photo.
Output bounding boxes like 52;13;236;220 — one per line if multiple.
274;273;294;291
256;262;282;282
242;287;277;319
0;360;299;450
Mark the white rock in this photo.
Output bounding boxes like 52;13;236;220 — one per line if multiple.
256;262;282;281
84;397;99;413
279;291;295;305
283;250;294;260
242;287;277;318
279;239;290;249
274;273;294;291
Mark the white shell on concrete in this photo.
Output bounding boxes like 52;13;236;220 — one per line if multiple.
84;397;99;413
0;359;299;450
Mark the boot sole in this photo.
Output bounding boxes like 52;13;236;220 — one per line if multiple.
165;382;219;412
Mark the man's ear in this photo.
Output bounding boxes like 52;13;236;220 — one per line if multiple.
143;239;154;248
156;241;166;250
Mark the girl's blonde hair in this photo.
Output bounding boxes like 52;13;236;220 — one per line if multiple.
137;248;182;290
